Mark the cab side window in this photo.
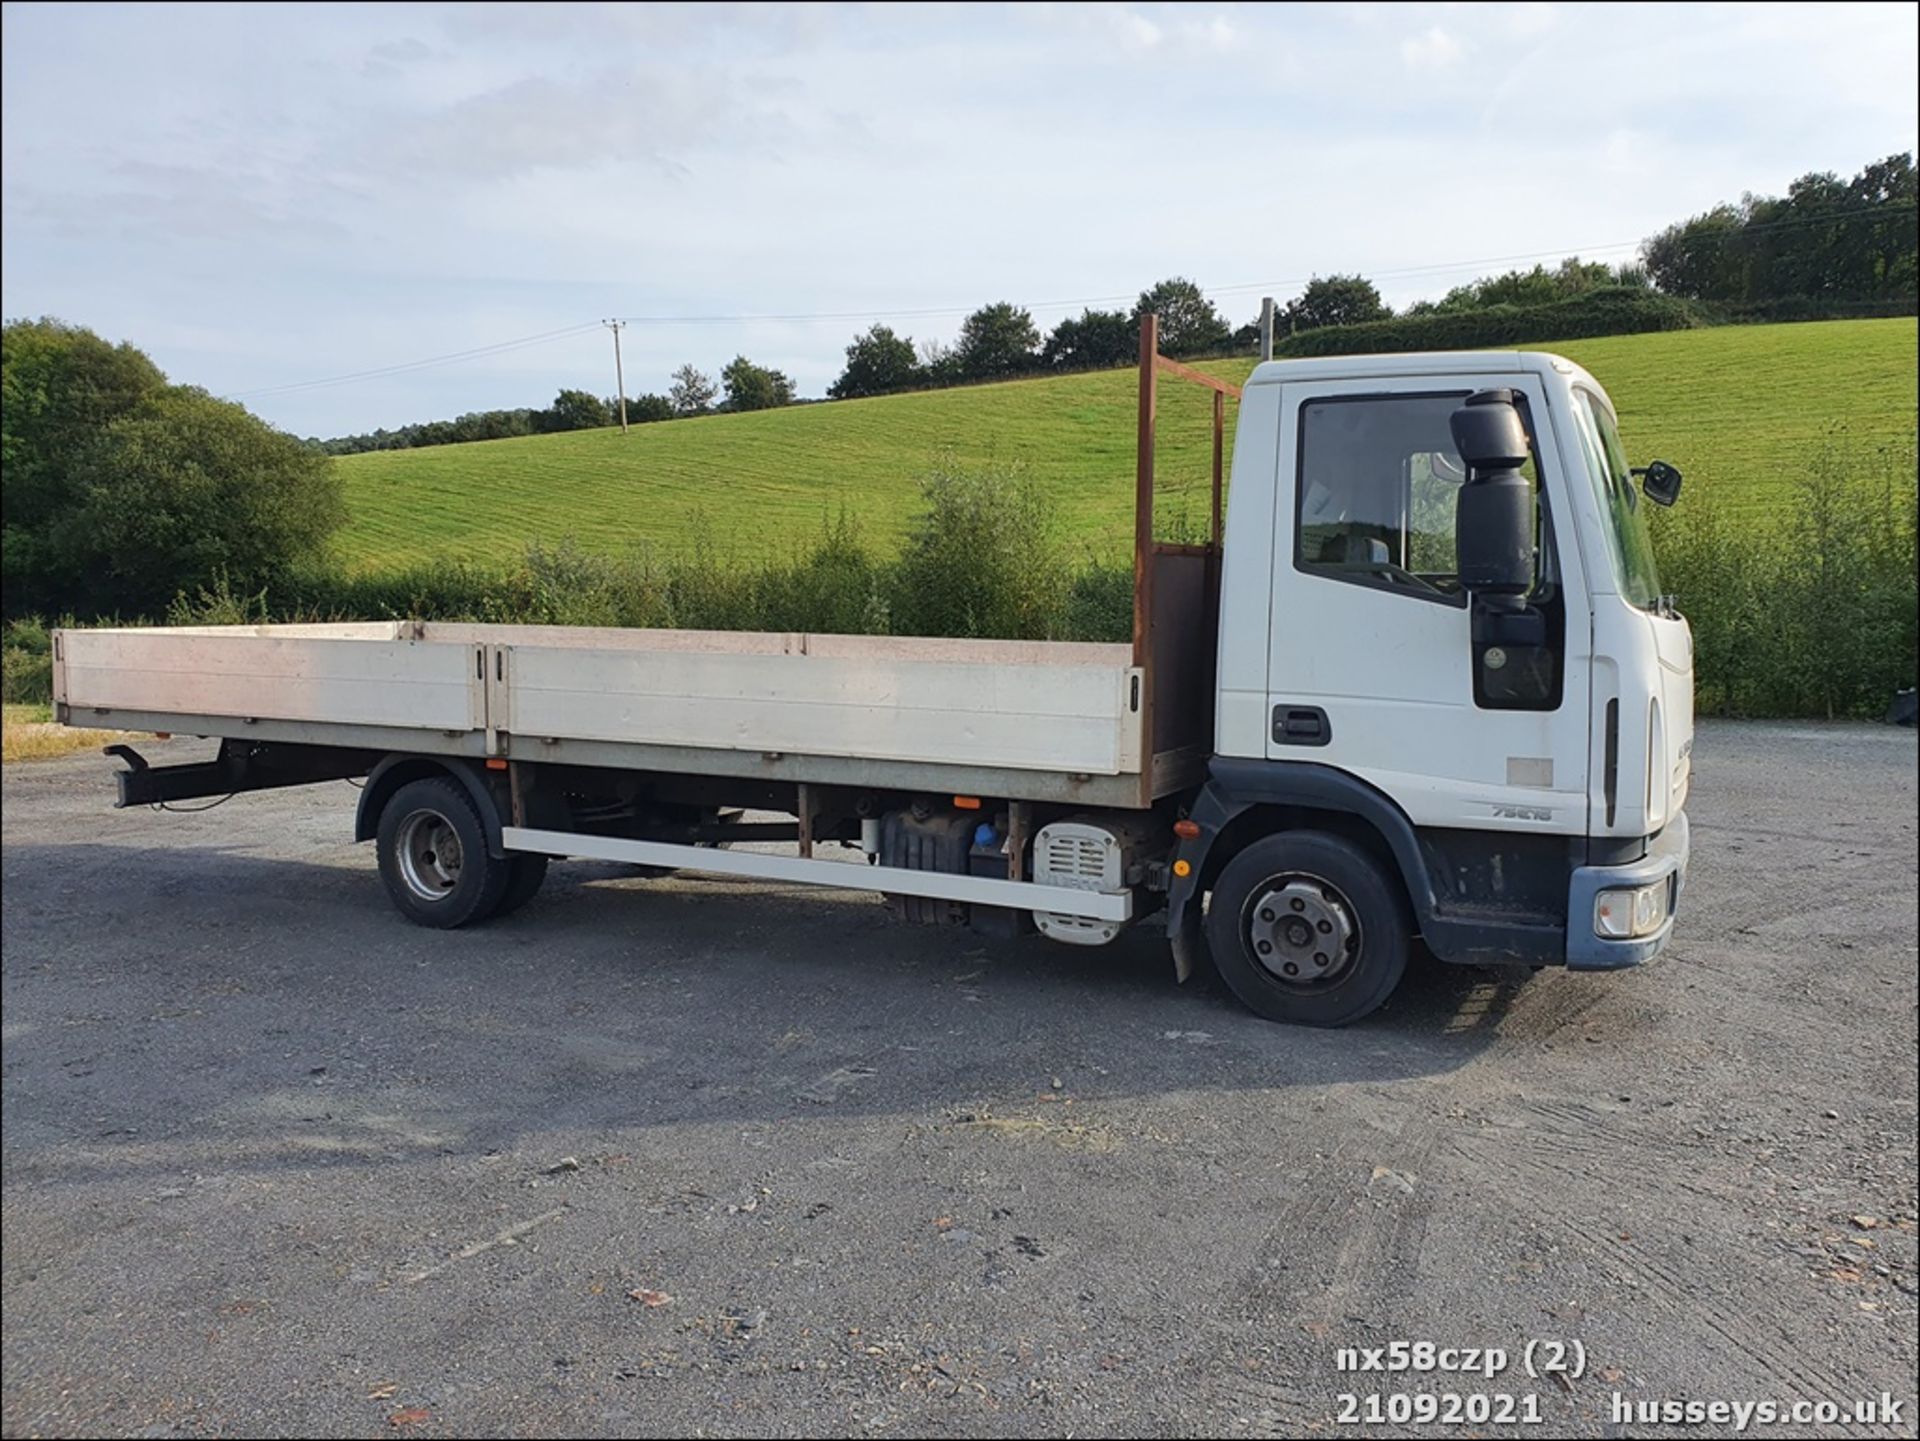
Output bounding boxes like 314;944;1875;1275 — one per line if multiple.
1296;393;1471;603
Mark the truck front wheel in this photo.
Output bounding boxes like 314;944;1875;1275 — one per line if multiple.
377;777;511;928
1205;831;1409;1027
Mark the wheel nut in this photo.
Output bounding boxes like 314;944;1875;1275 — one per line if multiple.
1256;940;1272;955
1259;908;1275;923
1317;919;1332;933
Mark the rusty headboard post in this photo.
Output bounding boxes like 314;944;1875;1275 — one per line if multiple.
1132;312;1159;669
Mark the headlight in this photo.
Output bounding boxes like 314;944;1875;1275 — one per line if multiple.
1595;880;1670;939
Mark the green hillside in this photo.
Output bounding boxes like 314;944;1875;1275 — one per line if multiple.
334;317;1917;572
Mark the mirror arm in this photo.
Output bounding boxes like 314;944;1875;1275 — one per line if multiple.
1470;596;1548;649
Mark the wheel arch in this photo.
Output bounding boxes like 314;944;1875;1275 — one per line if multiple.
1166;759;1440;981
355;755;508;858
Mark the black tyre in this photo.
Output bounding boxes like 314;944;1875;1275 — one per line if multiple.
492;853;550;918
376;777;511;928
1204;831;1409;1027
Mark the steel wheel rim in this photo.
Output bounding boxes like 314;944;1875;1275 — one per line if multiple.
1242;872;1361;989
396;809;463;902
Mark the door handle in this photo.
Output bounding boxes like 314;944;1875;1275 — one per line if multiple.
1272;705;1331;747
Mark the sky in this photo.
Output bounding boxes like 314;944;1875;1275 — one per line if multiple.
3;1;1916;438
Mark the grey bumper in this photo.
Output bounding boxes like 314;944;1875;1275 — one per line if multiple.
1566;809;1690;970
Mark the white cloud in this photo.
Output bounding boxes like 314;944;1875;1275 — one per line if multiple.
1;1;1913;435
1601;127;1652;176
1116;9;1163;50
1400;25;1462;70
1510;3;1558;38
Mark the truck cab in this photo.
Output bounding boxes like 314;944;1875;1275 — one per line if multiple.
1166;350;1692;1023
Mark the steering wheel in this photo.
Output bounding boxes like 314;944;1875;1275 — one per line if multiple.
1376;562;1447;597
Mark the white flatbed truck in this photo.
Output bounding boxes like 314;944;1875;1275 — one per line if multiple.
53;319;1693;1025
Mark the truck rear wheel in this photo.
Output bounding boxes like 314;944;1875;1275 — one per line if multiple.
493;854;549;918
377;777;511;928
1205;831;1408;1027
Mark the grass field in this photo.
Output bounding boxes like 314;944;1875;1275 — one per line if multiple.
0;703;134;764
335;318;1916;570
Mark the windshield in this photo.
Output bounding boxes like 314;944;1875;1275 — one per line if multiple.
1571;388;1662;609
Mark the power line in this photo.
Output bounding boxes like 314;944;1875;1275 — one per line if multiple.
227;322;603;399
232;204;1918;400
606;244;1653;326
614;208;1918;325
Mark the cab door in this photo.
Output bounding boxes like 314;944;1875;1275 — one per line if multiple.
1264;374;1591;839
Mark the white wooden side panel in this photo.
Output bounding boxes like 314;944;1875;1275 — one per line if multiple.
120;622;408;640
501;644;1143;775
432;623;798;655
59;631;484;732
428;622;1132;669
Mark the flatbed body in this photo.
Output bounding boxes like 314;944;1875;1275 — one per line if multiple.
54;619;1209;809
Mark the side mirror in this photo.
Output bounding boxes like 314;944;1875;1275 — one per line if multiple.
1634;460;1682;507
1450;390;1536;597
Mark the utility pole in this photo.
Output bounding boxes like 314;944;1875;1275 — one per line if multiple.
1258;296;1275;363
603;319;629;432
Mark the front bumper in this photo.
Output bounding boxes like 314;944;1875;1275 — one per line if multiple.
1566;809;1690;970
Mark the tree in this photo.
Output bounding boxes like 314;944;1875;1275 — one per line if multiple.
1284;274;1391;331
953;302;1039;381
669;363;717;416
1433;257;1617;312
1640;156;1917;305
628;393;674;423
1130;278;1229;356
1642;203;1746;301
1850;152;1918;298
720;355;796;412
3;317;168;613
544;388;610;432
1042;308;1136;370
917;337;965;388
32;384;343;618
828;324;920;399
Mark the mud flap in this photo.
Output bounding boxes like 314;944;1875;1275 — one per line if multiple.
1169;891;1204;983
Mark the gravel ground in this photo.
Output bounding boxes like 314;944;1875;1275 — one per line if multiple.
3;721;1915;1439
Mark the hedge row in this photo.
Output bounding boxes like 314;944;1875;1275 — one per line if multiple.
6;441;1913;721
1277;287;1706;358
1697;294;1920;326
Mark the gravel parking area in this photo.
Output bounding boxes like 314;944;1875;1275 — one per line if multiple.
3;720;1915;1438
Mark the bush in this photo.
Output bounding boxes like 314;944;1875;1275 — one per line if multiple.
1653;429;1917;717
5;323;343;620
741;512;889;635
34;440;1912;721
1277;287;1705;358
1060;558;1134;642
167;570;269;626
1698;295;1919;325
3;318;169;615
888;457;1068;639
2;616;53;703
